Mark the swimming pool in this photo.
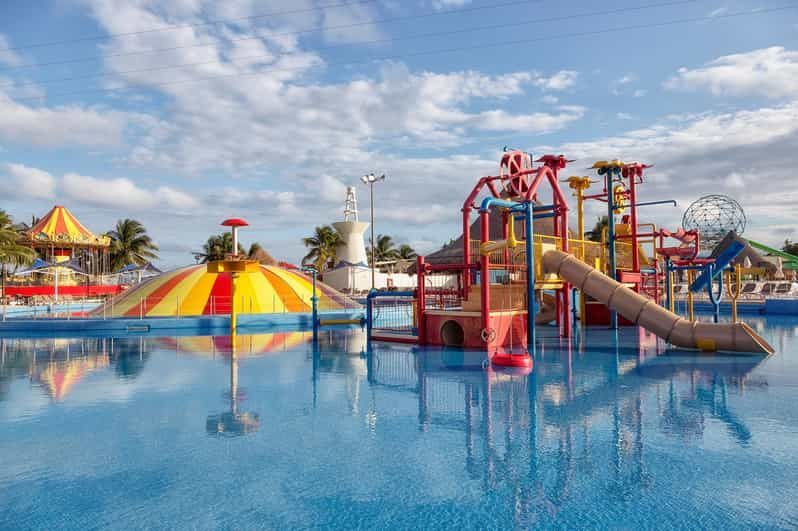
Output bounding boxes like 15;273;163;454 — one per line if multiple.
1;318;797;529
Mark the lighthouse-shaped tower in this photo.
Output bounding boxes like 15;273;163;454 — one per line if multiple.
332;187;370;266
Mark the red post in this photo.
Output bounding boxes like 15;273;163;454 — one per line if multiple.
416;255;427;344
462;207;471;299
629;170;640;275
480;211;491;338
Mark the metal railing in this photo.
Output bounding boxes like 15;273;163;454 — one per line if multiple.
2;291;363;322
367;292;416;337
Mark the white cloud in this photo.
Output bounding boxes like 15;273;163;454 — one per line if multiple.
535;100;798;247
62;173;198;211
0;163;56;199
477;106;586;133
78;1;586;176
665;47;798;99
541;94;559;104
709;7;729;17
430;0;471;10
0;92;131;148
616;112;634;120
611;73;638;96
633;89;647;98
0;34;20;67
533;70;578;91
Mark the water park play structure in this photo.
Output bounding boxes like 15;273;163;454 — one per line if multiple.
0;153;777;361
0;218;362;334
367;150;774;363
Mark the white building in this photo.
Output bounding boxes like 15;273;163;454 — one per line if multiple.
322;187;416;293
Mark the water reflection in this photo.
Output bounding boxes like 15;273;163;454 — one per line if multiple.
0;337;150;401
206;344;261;437
351;333;766;526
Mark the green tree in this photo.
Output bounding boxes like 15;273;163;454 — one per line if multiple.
302;225;342;271
246;242;275;265
368;234;400;264
106;219;160;271
587;216;609;242
202;232;244;263
783;239;798;256
396;244;417;260
0;210;36;299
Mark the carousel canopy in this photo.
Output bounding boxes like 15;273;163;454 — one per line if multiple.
16;258;87;276
119;262;162;274
93;263;358;318
26;206;110;248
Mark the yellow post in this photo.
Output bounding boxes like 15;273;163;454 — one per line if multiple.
230;271;239;334
687;270;695;322
668;271;675;313
726;264;741;324
564;176;593;322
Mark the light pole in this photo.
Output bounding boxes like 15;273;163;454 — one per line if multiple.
360;173;386;291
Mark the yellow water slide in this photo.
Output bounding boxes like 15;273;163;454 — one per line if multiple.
542;250;774;355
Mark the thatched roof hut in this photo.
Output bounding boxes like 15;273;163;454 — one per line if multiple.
409;208;561;272
710;231;776;272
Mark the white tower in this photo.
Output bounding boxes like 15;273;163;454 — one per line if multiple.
332;187;370;266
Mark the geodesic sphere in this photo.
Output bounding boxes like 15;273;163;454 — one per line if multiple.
682;194;746;249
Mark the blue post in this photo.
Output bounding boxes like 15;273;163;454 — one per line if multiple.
366;291;374;339
525;202;536;354
303;267;319;341
605;169;618;329
706;263;724;323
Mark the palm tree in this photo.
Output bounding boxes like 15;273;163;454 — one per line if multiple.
368;234;400;265
302;225;342;271
587;216;609;242
106;219;159;271
396;244;417;260
246;242;276;265
201;232;244;263
0;210;36;299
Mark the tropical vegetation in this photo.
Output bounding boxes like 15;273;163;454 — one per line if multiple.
396;244;417;260
106;219;160;271
587;216;609;242
783;239;798;256
302;225;342;271
0;210;37;297
201;232;243;263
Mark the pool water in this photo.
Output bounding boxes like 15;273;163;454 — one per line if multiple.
1;317;798;529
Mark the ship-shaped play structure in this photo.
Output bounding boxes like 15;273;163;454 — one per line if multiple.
367;151;774;365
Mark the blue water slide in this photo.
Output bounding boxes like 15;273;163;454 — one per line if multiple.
689;240;745;293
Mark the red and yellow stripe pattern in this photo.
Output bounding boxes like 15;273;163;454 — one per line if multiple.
27;205;110;247
158;331;312;357
94;264;357;318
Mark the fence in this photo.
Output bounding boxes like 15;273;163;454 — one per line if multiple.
367;292;417;338
2;290;364;322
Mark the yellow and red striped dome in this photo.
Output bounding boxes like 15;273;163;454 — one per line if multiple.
159;331;312;357
95;263;357;318
27;205;110;247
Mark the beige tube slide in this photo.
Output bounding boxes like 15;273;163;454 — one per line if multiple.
542;250;774;355
536;293;556;325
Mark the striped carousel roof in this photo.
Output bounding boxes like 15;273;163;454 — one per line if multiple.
35;356;110;401
94;263;358;318
27;205;110;247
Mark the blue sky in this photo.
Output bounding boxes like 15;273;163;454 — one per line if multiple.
0;0;796;267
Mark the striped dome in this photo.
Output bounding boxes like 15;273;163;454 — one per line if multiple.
159;332;312;357
94;264;357;318
27;205;110;247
